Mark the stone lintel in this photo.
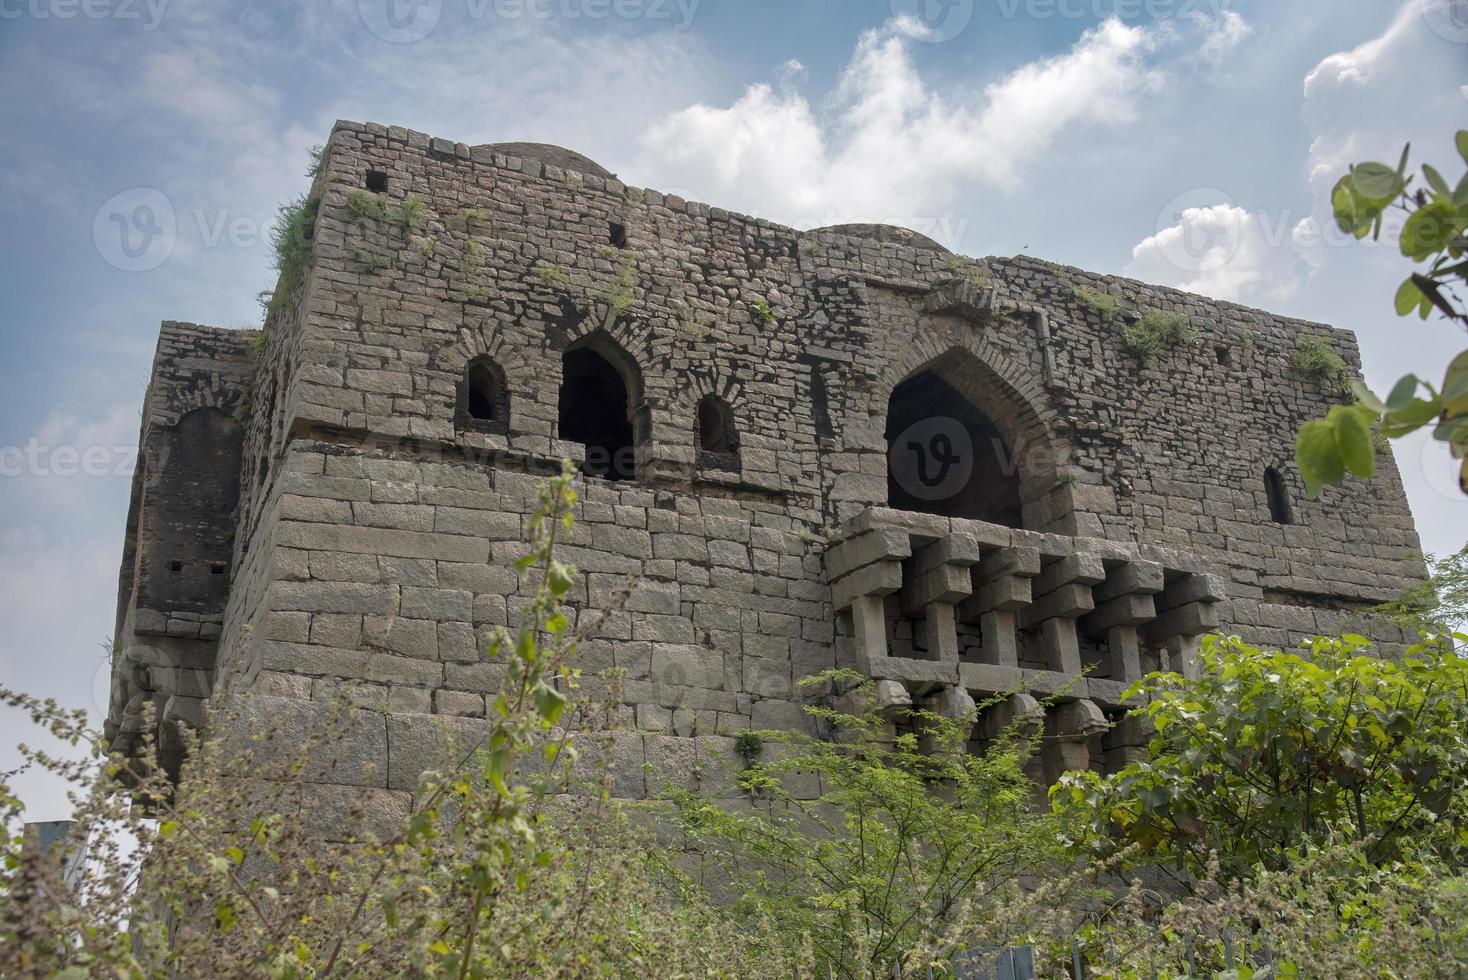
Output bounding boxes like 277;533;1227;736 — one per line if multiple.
1092;559;1165;605
900;563;973;616
1082;592;1156;634
825;526;912;581
831;560;904;610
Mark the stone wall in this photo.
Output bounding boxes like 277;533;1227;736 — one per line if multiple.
105;120;1429;831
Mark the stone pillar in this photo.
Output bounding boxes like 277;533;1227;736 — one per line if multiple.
899;534;982;665
959;546;1039;668
918;684;977;755
1083;560;1164;686
1144;572;1227;680
827;526;911;672
1021;553;1106;675
977;692;1044;741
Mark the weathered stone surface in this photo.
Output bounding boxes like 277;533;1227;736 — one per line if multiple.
107;120;1427;811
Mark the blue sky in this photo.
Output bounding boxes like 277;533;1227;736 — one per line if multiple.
1;0;1465;818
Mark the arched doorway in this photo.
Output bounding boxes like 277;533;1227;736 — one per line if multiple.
559;334;642;481
884;349;1050;528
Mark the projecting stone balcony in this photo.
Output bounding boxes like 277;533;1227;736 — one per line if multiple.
826;507;1226;773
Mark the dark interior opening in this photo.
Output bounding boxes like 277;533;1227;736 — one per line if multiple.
170;560;183;573
609;222;628;249
457;357;510;435
1265;466;1293;524
886;369;1023;526
467;367;497;420
560;345;636;481
364;170;388;193
696;395;740;472
1216;345;1232;366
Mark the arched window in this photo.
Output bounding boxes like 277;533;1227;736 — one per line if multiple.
696;395;740;472
885;365;1024;526
1265;466;1293;524
560;335;642;481
457;357;509;434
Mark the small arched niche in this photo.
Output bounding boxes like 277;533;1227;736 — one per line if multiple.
1264;466;1294;524
559;333;643;481
456;356;510;434
695;395;740;473
884;349;1054;528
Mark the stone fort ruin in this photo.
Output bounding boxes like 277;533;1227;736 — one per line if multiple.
106;121;1426;824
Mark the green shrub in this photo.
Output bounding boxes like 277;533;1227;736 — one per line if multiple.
1073;286;1121;320
1290;333;1352;396
257;193;318;321
1120;310;1193;365
1054;632;1468;881
668;675;1063;976
345;188;388;223
398;193;430;232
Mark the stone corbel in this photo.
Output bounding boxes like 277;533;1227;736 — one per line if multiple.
1042;698;1109;784
957;546;1039;668
977;692;1044;741
899;534;983;665
1082;560;1164;685
1143;572;1228;679
1018;553;1107;675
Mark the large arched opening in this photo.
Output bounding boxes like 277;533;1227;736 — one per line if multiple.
559;333;643;481
884;348;1053;528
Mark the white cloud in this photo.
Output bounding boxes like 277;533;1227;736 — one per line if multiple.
1296;1;1466;272
637;18;1159;232
1125;202;1306;304
1196;10;1252;61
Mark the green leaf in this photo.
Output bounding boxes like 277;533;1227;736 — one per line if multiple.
1382;398;1441;437
1456;130;1468;165
1394;277;1429;318
1401;202;1464;261
1433;414;1468;447
533;682;566;725
1333;405;1376;478
1422;163;1451;197
1297;418;1345;496
548;560;575;597
1350;162;1404;205
1333;176;1381;239
1350;380;1386;414
1385;373;1421;412
1443;350;1468;411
